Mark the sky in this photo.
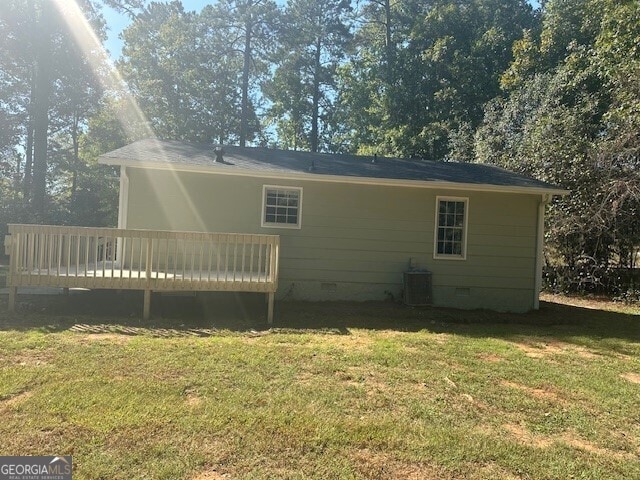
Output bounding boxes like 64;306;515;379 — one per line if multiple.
102;0;542;59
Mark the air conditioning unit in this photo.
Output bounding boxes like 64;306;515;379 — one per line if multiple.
403;271;432;306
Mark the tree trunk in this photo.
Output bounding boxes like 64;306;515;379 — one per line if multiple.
239;9;252;147
310;37;322;153
23;67;36;203
31;0;54;221
70;110;80;202
384;0;393;86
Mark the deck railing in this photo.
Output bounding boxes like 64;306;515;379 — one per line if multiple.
5;224;280;321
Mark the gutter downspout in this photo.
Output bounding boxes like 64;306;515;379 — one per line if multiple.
534;193;553;310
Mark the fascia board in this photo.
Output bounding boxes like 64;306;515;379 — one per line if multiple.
99;157;570;196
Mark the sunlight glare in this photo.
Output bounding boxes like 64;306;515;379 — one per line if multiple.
51;0;209;232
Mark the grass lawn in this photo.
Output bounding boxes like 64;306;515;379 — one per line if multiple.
0;291;639;479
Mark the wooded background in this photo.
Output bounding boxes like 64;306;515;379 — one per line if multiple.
1;0;639;295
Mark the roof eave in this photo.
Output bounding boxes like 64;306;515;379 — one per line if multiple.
99;156;569;196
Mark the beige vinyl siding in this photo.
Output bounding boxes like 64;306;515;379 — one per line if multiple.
125;167;539;312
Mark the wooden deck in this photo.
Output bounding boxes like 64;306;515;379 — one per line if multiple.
5;224;280;322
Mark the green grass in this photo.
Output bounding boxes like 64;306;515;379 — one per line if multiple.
0;292;639;479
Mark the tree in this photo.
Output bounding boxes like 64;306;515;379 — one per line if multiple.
337;0;536;159
120;1;267;144
266;0;352;152
205;1;279;147
0;0;113;222
475;0;640;293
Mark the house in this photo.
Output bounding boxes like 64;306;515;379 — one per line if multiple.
98;138;567;313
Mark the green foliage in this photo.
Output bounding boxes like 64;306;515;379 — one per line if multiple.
476;0;640;290
338;0;536;159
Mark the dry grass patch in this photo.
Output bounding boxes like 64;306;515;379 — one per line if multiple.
620;372;640;384
503;423;553;449
478;353;503;363
0;390;33;413
503;424;637;461
351;449;452;480
191;470;227;480
500;380;566;403
513;340;602;360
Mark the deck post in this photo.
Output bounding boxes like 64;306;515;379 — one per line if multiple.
267;292;274;324
143;289;151;320
8;286;17;312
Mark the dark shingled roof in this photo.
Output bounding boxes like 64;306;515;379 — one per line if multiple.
100;138;564;193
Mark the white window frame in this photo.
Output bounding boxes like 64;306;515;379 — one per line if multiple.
433;196;469;260
261;185;303;229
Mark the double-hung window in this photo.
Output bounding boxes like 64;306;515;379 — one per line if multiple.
434;197;468;259
261;185;303;229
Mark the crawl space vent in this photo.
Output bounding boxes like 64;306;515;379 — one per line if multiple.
403;271;432;306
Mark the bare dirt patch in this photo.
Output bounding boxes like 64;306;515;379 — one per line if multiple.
351;448;454;480
182;387;203;407
500;380;565;403
513;340;600;360
478;353;503;363
190;470;226;480
0;348;53;368
431;333;452;345
620;372;640;384
503;424;636;460
12;353;51;367
503;423;552;448
75;333;133;344
0;391;33;413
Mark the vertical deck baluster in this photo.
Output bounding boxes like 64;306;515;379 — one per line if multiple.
128;235;134;279
224;236;230;282
241;236;246;283
38;232;45;281
75;234;80;280
46;231;52;278
138;235;144;280
84;234;89;278
49;231;54;279
26;232;31;275
190;235;196;281
57;232;62;278
198;239;204;282
66;233;71;278
232;235;238;282
101;235;106;278
174;237;179;282
266;242;271;283
93;234;98;278
166;238;171;281
257;235;263;283
216;235;221;281
111;235;115;280
207;236;213;282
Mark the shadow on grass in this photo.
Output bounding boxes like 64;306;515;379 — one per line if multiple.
0;289;638;344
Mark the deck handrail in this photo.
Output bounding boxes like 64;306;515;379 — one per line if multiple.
6;224;280;321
